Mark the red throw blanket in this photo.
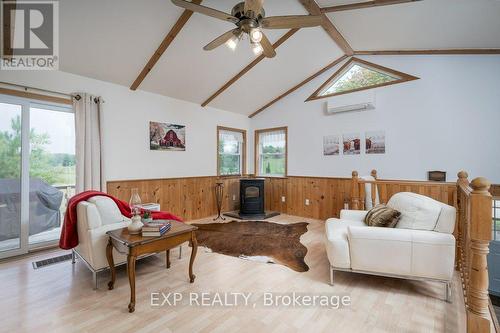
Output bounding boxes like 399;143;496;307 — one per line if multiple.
59;190;182;250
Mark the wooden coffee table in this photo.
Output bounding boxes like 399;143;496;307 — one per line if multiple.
106;220;198;313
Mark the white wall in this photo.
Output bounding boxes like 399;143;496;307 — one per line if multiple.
250;55;500;183
3;55;499;184
0;70;251;182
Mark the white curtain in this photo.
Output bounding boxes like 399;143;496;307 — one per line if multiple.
259;129;286;153
74;93;103;193
219;129;243;144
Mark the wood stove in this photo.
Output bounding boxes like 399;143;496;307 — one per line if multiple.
223;178;280;220
240;178;265;216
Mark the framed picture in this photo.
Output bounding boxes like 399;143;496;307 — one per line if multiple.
149;122;186;151
428;171;446;182
343;133;361;155
365;130;385;154
323;135;340;156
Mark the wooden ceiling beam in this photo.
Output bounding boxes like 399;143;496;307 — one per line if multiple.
130;0;202;91
299;0;353;55
354;49;500;55
321;0;422;13
201;28;299;107
249;55;349;118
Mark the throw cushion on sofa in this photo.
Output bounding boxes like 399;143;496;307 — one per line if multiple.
364;204;401;228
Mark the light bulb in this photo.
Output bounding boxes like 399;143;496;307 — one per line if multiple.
225;36;238;51
250;28;263;43
251;42;263;56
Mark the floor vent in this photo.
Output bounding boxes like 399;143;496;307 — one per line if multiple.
32;254;72;269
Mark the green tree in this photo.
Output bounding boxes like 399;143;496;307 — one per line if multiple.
0;115;60;184
330;65;395;94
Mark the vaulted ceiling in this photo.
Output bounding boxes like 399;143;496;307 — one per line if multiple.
59;0;500;116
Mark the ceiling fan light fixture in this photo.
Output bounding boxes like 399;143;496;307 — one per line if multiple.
251;41;263;56
249;28;263;43
225;30;242;51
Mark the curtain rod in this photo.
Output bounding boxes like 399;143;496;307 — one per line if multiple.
0;81;104;103
0;81;75;98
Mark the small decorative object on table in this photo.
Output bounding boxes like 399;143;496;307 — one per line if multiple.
142;210;153;223
214;182;225;221
128;188;143;235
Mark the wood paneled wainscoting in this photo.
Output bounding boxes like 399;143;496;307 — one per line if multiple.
107;176;241;221
263;176;352;220
107;172;460;221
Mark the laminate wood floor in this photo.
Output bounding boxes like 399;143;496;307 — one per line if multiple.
0;214;466;333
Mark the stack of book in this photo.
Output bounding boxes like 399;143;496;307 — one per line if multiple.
142;221;171;237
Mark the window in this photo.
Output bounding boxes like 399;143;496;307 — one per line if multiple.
255;127;287;177
493;198;500;241
307;57;419;101
217;126;246;176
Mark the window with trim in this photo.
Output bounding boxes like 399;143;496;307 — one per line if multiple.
306;57;419;101
217;126;246;176
255;127;287;177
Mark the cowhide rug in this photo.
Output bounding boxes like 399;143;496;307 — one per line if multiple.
192;220;309;272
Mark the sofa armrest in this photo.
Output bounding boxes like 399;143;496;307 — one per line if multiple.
340;209;368;222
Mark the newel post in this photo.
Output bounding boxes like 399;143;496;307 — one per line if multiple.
351;171;360;210
467;177;492;333
371;169;377;179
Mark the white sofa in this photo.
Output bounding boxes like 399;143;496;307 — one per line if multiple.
72;196;181;289
325;192;456;301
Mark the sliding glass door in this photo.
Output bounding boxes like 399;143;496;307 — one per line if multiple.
0;95;75;258
0;101;25;256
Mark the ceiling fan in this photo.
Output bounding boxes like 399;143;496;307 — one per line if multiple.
171;0;324;58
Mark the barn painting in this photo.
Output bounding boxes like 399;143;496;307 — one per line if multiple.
366;131;385;154
150;122;186;151
343;133;361;155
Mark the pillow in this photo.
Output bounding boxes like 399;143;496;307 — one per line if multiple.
364;204;401;228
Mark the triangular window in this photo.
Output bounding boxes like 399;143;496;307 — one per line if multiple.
307;57;419;101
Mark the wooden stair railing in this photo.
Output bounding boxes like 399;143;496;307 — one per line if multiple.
457;172;494;332
349;169;496;332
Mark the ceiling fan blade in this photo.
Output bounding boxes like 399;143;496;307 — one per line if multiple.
171;0;239;23
244;0;264;14
261;15;324;29
203;28;240;51
259;32;276;58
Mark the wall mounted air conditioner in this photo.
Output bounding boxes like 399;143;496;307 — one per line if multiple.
325;102;375;115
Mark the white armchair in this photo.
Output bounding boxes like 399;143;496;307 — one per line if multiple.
72;196;130;288
325;192;456;301
72;196;181;289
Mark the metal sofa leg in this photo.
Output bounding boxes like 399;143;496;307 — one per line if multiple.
330;266;335;286
71;249;76;264
93;271;98;290
445;281;452;303
178;245;182;259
